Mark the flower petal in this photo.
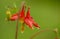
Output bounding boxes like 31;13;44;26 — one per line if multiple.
28;17;40;29
10;14;18;21
26;7;40;29
33;22;40;29
26;7;30;18
24;18;33;29
20;5;25;19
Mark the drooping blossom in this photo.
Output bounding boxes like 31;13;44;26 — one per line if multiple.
6;4;40;33
24;7;40;29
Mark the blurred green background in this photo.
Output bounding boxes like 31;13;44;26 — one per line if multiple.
0;0;60;39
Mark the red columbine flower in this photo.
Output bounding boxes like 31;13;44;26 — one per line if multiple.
9;5;25;33
6;5;40;33
10;5;25;22
5;4;25;33
24;7;40;29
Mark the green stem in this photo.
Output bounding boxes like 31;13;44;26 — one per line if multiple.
15;8;19;39
30;29;59;39
15;19;18;39
30;29;49;39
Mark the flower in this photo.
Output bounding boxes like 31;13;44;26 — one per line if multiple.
6;5;40;33
24;7;40;29
7;5;25;33
9;5;25;22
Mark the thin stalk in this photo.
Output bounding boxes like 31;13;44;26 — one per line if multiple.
30;29;49;39
15;10;19;39
30;28;59;39
15;19;19;39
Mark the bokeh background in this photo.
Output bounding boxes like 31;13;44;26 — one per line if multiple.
0;0;60;39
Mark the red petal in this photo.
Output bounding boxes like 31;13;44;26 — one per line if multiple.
26;7;30;18
33;22;40;29
10;14;18;21
26;7;40;29
20;5;25;19
24;18;33;29
28;17;40;29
